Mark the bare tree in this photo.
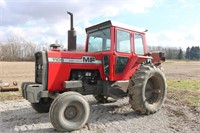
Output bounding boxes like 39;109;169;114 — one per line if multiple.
0;36;36;61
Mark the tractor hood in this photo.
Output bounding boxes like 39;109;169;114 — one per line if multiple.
46;51;106;92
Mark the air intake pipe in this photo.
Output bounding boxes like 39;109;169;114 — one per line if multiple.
67;11;76;51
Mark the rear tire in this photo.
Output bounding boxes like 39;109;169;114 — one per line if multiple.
49;92;90;132
31;98;53;113
128;65;167;115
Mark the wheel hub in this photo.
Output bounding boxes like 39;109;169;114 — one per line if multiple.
145;79;161;104
64;106;77;120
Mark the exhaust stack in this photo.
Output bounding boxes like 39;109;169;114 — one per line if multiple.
67;11;76;51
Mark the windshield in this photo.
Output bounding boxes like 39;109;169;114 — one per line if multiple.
88;28;110;52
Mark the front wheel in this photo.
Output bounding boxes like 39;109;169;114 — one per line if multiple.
49;92;90;132
128;65;167;115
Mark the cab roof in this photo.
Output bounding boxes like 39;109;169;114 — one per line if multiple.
86;20;147;34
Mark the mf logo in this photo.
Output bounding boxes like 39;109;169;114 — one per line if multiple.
82;56;96;63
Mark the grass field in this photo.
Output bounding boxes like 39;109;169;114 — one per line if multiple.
0;61;200;107
167;80;200;107
0;62;34;101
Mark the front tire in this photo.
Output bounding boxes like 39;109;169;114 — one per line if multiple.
49;92;90;132
128;65;167;115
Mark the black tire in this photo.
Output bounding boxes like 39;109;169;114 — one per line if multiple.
31;98;53;113
128;65;167;115
49;92;90;132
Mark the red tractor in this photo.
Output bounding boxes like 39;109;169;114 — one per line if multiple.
22;12;166;132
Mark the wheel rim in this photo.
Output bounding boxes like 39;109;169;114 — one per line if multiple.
145;75;164;104
64;105;77;120
62;101;85;123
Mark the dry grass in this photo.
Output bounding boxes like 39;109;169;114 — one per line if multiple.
163;60;200;80
0;91;22;101
0;62;34;101
0;62;34;85
163;60;200;107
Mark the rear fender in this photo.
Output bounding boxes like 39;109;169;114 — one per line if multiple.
150;51;165;66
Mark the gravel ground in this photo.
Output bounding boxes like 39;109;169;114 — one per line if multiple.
0;95;199;133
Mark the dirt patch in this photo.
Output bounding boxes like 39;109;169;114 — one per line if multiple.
163;61;200;80
164;95;200;133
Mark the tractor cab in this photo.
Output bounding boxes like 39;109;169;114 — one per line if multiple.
84;20;151;81
85;20;148;54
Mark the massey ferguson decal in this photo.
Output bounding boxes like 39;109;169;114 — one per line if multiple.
82;56;95;63
48;56;101;64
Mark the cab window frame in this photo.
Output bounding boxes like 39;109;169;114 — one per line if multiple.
116;29;132;53
133;33;145;55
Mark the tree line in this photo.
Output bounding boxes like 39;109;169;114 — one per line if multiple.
185;46;200;60
148;46;200;60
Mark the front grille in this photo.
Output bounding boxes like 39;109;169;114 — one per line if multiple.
34;51;48;90
35;52;43;84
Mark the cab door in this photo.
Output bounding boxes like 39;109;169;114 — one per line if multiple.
112;29;133;80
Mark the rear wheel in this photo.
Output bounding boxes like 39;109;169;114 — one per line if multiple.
31;98;53;113
49;92;90;132
128;65;167;115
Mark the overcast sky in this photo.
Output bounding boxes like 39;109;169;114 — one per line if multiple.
0;0;200;49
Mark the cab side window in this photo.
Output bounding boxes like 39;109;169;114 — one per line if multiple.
116;30;131;53
134;34;144;55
